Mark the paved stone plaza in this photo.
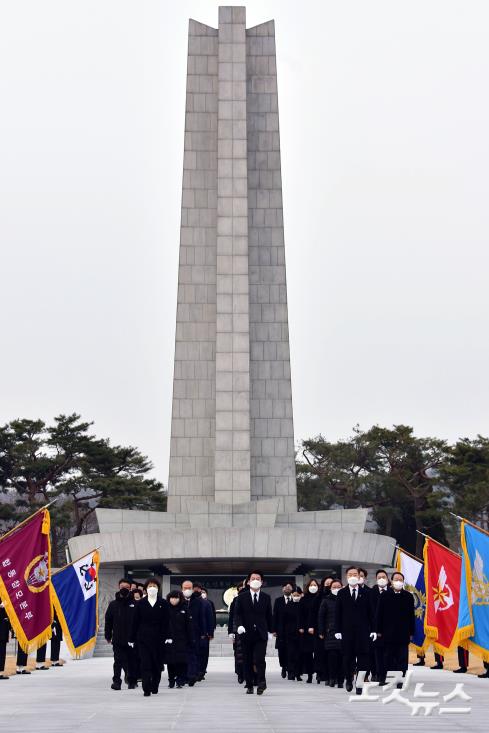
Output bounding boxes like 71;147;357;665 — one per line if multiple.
1;657;488;732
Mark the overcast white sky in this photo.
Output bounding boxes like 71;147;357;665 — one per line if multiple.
1;1;488;484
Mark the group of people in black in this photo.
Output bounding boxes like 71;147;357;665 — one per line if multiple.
228;565;489;696
104;577;216;696
0;601;63;678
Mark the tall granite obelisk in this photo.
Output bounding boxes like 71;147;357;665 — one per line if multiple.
168;6;296;519
67;5;396;606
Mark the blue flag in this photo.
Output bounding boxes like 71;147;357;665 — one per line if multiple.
51;550;99;657
397;548;426;652
457;522;489;661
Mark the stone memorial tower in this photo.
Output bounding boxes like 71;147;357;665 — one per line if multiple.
69;9;394;617
167;5;297;521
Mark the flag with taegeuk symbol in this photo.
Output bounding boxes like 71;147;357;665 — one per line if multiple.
0;509;53;652
424;537;461;654
51;549;100;657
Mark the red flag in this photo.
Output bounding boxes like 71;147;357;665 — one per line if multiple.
0;509;53;652
423;537;461;654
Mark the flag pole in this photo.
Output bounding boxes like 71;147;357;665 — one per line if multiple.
396;544;423;563
415;529;461;557
449;511;489;539
51;546;102;576
0;498;59;544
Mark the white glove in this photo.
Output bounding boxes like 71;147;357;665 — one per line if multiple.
228;633;235;640
128;642;134;648
334;633;342;640
370;632;377;642
237;626;246;635
267;632;273;641
165;639;173;644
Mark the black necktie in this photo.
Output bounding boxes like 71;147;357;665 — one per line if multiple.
253;593;258;607
352;588;356;601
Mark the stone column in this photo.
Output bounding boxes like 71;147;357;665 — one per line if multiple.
214;6;251;505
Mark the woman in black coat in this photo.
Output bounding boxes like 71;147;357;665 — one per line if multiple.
131;578;169;697
276;587;303;680
318;579;344;687
165;591;192;688
298;579;320;682
228;584;246;684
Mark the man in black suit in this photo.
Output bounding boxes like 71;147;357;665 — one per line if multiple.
272;581;294;678
375;571;414;686
334;566;376;694
234;570;273;695
368;569;390;682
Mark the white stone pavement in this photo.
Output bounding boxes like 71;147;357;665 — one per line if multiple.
1;657;488;733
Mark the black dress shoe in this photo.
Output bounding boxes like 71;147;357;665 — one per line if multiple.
36;666;49;671
168;680;175;688
143;691;151;697
246;687;254;694
151;689;159;695
306;674;313;683
430;663;443;670
413;659;425;666
328;679;335;687
296;675;303;681
478;671;489;678
453;668;467;673
0;675;9;680
188;680;195;687
281;668;287;678
256;685;266;695
355;687;362;695
176;684;184;688
128;683;136;689
287;674;295;680
111;683;121;690
345;681;353;692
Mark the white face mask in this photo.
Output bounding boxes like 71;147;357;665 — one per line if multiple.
377;578;388;588
182;588;193;598
249;579;262;590
347;576;359;587
331;588;340;596
308;585;318;594
292;596;301;603
169;599;180;606
201;593;207;599
147;587;158;600
358;577;365;585
392;580;404;591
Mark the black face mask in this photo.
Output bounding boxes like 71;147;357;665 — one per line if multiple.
119;588;130;598
283;589;292;596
